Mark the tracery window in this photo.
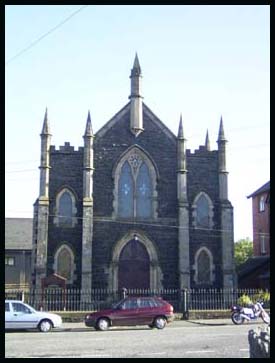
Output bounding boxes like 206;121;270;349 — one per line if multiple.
114;147;157;219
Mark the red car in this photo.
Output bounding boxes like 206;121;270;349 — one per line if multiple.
84;296;174;331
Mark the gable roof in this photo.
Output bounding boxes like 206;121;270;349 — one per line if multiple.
247;181;270;198
95;101;177;144
5;218;33;250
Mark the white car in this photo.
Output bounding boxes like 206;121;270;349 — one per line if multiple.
5;300;62;332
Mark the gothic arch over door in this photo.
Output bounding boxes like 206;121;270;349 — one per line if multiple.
109;231;162;290
118;239;150;289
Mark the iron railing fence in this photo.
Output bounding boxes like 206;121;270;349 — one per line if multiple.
5;288;270;313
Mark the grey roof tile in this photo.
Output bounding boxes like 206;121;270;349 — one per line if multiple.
5;218;33;250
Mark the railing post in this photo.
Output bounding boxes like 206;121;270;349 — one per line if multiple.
180;289;189;320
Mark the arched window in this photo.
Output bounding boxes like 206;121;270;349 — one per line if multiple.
192;247;215;286
192;192;214;229
136;163;152;218
113;146;158;220
59;191;73;225
197;250;210;283
118;162;134;217
53;244;76;285
54;188;77;227
196;194;209;227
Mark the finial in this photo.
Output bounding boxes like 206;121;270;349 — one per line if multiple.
131;53;141;77
205;129;210;150
177;113;186;139
41;107;51;134
218;115;226;141
84;110;93;136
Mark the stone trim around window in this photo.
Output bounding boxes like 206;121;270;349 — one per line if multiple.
53;243;77;285
108;230;163;290
112;145;159;220
191;191;214;229
192;246;215;285
53;187;78;227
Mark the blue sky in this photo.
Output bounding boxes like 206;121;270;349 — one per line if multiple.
5;5;270;241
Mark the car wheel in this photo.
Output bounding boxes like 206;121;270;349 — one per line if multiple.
38;319;53;332
154;317;167;329
96;318;109;331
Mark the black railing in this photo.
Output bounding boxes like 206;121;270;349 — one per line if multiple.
5;288;270;313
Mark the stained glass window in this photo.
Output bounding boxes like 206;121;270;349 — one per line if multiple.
136;162;152;218
117;159;153;219
118;162;134;217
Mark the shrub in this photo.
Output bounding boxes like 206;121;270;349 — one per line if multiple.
237;294;253;306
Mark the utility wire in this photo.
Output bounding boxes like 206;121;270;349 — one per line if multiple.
6;5;88;65
4;211;270;237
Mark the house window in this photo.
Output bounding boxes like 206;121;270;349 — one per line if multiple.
114;147;158;220
5;256;15;266
260;234;266;254
259;196;265;212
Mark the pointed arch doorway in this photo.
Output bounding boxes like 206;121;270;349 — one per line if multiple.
118;238;150;289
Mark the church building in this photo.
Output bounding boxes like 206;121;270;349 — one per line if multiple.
31;55;235;291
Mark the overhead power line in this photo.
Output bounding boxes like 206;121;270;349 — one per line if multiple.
6;5;88;65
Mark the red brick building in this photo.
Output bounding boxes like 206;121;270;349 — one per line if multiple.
247;181;270;256
238;181;270;289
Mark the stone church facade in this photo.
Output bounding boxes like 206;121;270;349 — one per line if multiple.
31;55;235;291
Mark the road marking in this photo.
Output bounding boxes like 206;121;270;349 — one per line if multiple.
137;352;166;356
240;349;249;351
185;351;216;354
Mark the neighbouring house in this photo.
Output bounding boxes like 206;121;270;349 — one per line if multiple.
238;181;270;289
31;54;236;291
247;181;270;257
5;218;33;289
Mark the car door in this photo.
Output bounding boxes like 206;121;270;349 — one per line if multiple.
9;302;39;329
112;298;139;326
136;298;156;325
5;302;13;329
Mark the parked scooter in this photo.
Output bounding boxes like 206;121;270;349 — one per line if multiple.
231;301;270;325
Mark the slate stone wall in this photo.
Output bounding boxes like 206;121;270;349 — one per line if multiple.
186;147;223;288
47;143;84;287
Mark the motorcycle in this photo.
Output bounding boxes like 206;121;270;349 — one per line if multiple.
231;300;270;325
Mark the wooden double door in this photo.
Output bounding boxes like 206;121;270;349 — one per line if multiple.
118;239;150;289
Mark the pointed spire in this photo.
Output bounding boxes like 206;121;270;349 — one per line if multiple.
131;52;141;77
177;114;186;140
178;114;183;138
84;110;93;136
41;107;51;135
205;129;210;150
218;115;226;141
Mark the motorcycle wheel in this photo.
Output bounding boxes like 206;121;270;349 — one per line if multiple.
261;311;270;324
231;312;244;325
